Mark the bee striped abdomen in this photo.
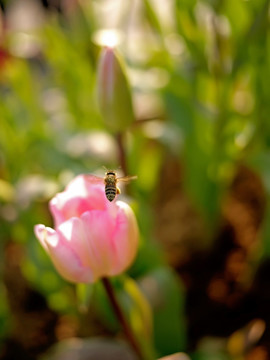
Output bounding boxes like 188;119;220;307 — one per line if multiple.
105;185;117;202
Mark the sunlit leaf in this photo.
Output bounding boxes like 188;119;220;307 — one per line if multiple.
139;267;186;357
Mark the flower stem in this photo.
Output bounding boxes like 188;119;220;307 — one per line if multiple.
116;132;127;175
101;277;143;359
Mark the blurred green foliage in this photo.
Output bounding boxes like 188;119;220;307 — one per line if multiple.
0;0;270;359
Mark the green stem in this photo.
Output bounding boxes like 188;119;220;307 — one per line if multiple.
116;132;127;175
101;277;143;359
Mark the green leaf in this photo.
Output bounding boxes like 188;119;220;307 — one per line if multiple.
139;267;186;357
76;283;95;312
120;275;153;341
92;276;155;359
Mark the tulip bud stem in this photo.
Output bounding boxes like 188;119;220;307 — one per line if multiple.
101;277;143;359
116;132;127;176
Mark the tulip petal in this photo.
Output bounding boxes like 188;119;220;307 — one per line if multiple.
50;176;106;227
34;175;139;284
57;217;97;272
34;224;94;283
112;201;139;273
81;210;116;278
34;224;52;252
67;175;107;210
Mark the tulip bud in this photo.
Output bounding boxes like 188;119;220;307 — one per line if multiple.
34;175;139;284
97;47;134;132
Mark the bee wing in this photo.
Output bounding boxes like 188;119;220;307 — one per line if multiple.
117;175;138;183
85;174;104;184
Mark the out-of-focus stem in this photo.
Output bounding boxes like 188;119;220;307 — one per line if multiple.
101;277;143;359
116;132;127;175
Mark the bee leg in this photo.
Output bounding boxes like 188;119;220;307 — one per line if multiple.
116;187;121;195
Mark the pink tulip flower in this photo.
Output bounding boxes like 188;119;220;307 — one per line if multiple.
34;175;139;283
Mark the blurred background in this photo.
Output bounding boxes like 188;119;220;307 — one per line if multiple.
0;0;270;359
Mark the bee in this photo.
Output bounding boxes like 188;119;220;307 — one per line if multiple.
86;170;137;202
